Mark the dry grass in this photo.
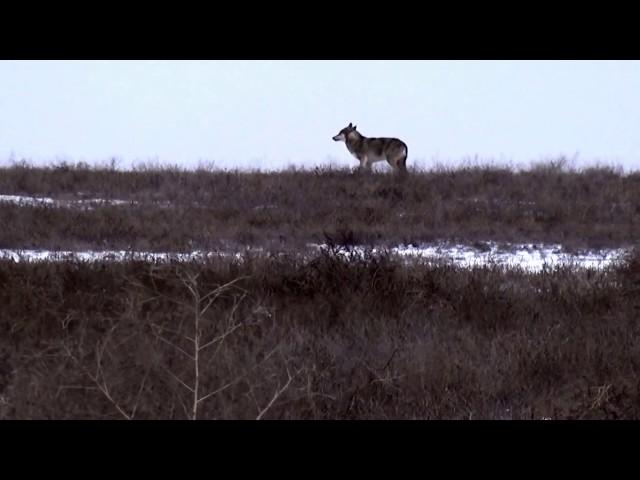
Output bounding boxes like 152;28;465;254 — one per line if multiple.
1;249;640;419
2;160;639;419
1;160;639;251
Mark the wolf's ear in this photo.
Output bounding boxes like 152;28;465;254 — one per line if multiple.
348;122;353;127
353;125;357;130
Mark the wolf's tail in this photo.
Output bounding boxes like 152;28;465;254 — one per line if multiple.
400;144;408;172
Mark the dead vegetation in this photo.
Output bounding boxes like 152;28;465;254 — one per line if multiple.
2;160;639;419
1;160;639;251
1;248;640;419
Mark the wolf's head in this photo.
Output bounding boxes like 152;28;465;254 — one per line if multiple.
332;123;358;142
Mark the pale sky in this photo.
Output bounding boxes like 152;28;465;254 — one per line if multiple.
0;60;639;170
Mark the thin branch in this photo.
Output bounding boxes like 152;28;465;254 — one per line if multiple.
66;323;133;420
94;323;118;369
175;387;191;419
256;368;297;420
164;366;195;393
63;344;131;420
131;278;192;310
184;281;199;303
199;322;243;351
126;276;192;310
150;322;183;337
96;378;132;420
200;296;219;318
130;367;151;420
199;343;285;408
199;293;247;352
197;376;244;404
200;277;249;304
381;348;399;371
152;331;194;360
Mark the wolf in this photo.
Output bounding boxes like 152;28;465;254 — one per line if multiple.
332;123;408;173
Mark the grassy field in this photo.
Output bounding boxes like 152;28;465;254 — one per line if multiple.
1;160;639;419
1;160;639;251
1;250;640;419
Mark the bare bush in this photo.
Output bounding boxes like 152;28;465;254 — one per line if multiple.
2;252;640;419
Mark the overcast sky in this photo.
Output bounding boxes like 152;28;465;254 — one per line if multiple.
0;60;638;170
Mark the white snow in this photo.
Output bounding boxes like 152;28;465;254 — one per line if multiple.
0;242;629;272
307;242;627;272
0;194;56;205
0;193;629;270
0;194;136;208
0;249;240;263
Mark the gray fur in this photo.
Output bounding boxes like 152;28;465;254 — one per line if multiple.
332;123;408;172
